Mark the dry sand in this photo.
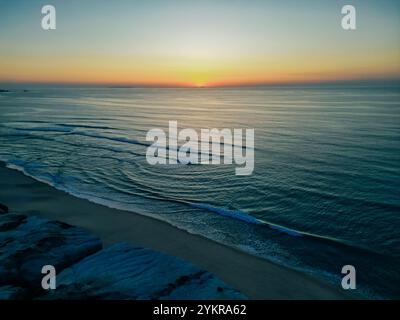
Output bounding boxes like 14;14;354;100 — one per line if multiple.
0;161;352;299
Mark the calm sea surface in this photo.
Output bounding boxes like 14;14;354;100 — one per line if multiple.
0;86;399;298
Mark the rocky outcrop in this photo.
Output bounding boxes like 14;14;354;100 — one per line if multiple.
0;285;26;299
0;213;26;231
0;211;246;300
43;243;246;300
0;214;102;289
0;203;8;214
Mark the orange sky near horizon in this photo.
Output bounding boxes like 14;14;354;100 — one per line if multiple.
2;49;399;87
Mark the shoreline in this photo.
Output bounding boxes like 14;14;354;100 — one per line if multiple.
0;161;352;299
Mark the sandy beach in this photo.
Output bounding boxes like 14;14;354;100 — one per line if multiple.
0;161;351;299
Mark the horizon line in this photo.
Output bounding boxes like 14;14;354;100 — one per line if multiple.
1;78;400;89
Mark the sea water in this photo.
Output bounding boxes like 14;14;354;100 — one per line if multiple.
0;85;399;298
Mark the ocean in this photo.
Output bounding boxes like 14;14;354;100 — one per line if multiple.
0;85;399;298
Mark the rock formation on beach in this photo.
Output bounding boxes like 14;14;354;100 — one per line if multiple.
0;213;102;292
0;209;246;300
0;203;8;214
43;243;244;300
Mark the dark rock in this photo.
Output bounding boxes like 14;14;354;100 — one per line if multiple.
0;214;246;300
0;89;10;93
0;214;26;231
0;285;27;300
0;203;8;214
0;215;102;288
43;243;246;300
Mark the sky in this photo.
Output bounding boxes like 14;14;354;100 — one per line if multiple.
0;0;399;87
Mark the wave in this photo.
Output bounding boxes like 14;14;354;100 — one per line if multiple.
0;153;390;256
190;203;265;225
189;202;310;237
0;154;377;254
65;131;149;147
7;126;73;133
0;156;394;299
5;124;254;150
187;202;389;258
3;123;116;135
2;125;255;162
65;131;244;163
58;123;115;130
190;202;305;237
3;159;62;189
0;155;326;239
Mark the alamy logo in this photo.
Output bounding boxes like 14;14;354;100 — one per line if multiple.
146;121;254;175
41;5;56;30
341;5;356;30
341;265;356;290
41;265;56;290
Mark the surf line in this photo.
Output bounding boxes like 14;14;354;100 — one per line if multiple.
145;121;254;175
